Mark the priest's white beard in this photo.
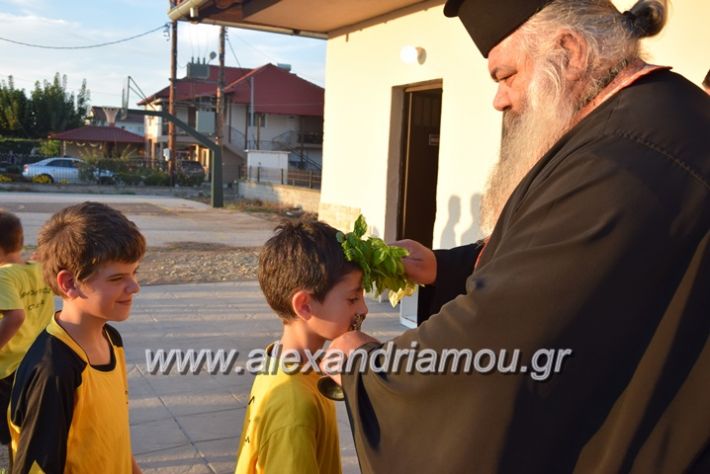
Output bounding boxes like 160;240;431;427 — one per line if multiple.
479;63;581;236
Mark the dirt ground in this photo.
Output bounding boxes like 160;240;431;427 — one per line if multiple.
138;242;260;286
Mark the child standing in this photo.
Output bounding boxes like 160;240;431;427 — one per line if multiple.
235;220;368;474
0;211;54;450
8;202;145;473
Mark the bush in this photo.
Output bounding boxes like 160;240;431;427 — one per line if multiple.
142;169;170;186
38;139;61;157
32;174;52;184
0;174;13;183
0;137;39;155
176;172;205;187
115;170;143;186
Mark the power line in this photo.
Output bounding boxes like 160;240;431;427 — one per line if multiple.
226;35;242;68
229;30;323;85
0;24;168;50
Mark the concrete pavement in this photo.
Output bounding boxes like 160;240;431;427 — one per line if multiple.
122;282;404;474
0;191;408;472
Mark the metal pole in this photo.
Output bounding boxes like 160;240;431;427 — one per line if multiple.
211;26;225;208
249;76;255;148
168;19;177;185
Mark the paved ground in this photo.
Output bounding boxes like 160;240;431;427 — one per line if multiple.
124;282;403;474
0;191;407;473
0;192;275;248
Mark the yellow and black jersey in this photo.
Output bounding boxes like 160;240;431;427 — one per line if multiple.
8;316;132;474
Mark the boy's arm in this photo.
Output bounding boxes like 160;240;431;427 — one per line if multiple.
132;455;143;474
258;426;320;473
0;309;25;349
10;350;80;473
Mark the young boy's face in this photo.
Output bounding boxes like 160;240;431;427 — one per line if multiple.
74;261;141;322
307;270;368;340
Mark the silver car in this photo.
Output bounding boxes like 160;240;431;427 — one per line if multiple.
22;157;114;184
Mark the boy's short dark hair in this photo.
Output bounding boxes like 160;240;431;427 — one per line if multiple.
703;69;710;89
36;202;146;295
0;210;23;254
259;219;358;320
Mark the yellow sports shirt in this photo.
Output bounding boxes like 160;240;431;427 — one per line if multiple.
9;316;132;473
0;261;54;379
235;346;341;474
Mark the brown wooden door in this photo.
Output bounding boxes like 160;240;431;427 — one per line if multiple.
398;87;442;249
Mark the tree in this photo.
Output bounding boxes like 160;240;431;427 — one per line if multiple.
0;76;31;137
0;73;91;139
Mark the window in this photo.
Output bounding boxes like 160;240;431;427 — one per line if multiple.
248;112;267;128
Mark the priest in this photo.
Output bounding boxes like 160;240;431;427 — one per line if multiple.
324;0;710;472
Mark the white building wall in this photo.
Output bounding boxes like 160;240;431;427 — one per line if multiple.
321;1;497;246
228;103;301;148
320;0;710;248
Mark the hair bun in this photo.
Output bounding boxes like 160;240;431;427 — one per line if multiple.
626;0;668;38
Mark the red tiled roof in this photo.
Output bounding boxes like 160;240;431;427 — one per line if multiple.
49;125;144;144
140;64;324;117
225;63;324;117
138;66;252;105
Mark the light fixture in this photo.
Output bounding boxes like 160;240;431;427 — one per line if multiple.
400;45;426;65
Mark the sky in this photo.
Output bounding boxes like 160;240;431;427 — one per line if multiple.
0;0;326;108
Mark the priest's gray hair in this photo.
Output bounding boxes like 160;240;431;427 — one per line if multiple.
518;0;669;106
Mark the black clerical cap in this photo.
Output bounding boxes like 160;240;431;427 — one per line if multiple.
444;0;555;57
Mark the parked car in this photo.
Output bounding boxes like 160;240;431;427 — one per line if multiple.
22;157;115;184
178;160;206;179
176;160;206;186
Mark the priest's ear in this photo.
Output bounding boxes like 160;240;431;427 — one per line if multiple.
557;30;588;82
291;289;314;322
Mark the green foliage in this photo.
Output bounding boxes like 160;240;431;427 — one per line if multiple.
0;74;90;138
0;76;30;136
0;174;13;183
38;139;61;157
141;169;170;186
32;174;52;184
176;172;204;187
0;136;39;154
337;215;417;307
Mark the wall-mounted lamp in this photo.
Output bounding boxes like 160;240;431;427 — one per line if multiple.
400;45;426;65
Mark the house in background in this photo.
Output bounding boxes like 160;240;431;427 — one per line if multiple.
169;0;710;325
167;0;710;244
140;62;324;184
87;106;145;136
49;125;144;158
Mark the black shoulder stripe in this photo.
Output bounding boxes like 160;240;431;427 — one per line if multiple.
10;330;84;473
10;331;84;427
103;324;124;348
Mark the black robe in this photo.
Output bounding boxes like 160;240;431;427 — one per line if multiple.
342;69;710;473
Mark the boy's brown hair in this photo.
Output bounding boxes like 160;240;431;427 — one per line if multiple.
0;210;23;254
36;202;146;295
258;219;358;321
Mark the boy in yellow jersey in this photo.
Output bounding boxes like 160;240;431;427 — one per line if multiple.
235;220;369;474
0;211;54;452
8;202;145;474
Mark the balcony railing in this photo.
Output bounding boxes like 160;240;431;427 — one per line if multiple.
243;165;321;189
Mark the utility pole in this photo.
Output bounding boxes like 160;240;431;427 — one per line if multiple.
211;25;225;207
168;19;177;185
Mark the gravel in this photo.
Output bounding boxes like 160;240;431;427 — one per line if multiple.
138;242;260;286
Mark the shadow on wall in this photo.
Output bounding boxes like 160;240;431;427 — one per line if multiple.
440;194;484;249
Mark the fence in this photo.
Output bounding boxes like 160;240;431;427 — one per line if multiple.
244;165;321;189
1;156;205;187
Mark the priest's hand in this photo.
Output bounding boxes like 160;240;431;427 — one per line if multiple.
321;331;379;386
392;239;437;285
